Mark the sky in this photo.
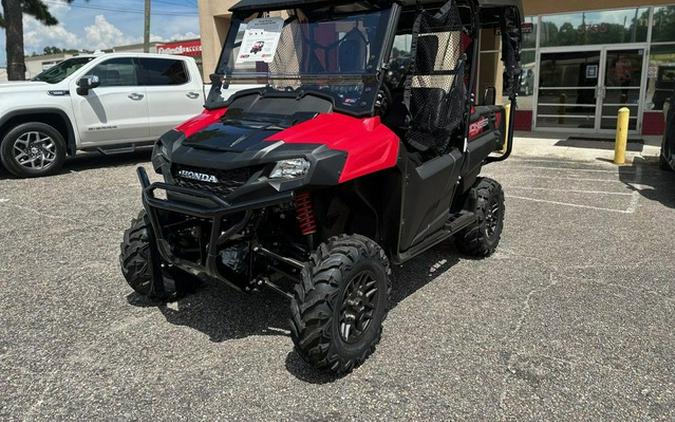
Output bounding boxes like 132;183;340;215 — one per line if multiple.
0;0;201;67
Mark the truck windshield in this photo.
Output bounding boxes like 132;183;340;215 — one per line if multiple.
214;7;394;114
31;57;94;84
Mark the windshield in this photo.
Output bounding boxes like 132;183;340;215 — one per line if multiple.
213;7;394;114
32;57;94;84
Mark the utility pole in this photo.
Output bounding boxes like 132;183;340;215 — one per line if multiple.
144;0;151;53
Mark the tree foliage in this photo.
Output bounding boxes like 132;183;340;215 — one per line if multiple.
1;0;73;28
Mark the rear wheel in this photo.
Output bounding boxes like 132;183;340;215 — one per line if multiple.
290;234;392;375
455;178;505;258
0;122;66;178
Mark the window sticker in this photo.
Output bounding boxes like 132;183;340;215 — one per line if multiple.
586;64;599;79
236;17;284;64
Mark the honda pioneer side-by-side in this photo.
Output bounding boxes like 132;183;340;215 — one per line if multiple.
120;0;523;374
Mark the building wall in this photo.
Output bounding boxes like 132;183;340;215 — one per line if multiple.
0;68;7;82
196;0;673;135
198;0;237;79
523;0;673;15
113;42;161;53
25;53;76;79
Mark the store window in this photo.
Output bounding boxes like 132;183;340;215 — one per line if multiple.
518;50;536;111
521;16;537;49
651;5;675;43
646;44;675;111
540;8;649;47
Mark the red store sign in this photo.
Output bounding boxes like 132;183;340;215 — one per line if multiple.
157;40;202;57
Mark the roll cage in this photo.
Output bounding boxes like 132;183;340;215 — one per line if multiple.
208;0;522;160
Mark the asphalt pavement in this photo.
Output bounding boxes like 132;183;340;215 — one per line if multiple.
0;151;673;421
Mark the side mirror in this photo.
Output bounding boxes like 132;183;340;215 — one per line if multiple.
77;75;100;96
482;86;496;106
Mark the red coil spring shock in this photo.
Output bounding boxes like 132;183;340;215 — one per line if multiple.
294;192;317;236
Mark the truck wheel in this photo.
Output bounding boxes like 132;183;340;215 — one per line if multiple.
660;154;672;171
0;122;66;178
455;178;505;258
290;234;392;375
120;210;170;301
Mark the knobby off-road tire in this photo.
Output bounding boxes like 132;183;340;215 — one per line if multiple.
455;177;505;258
120;210;168;301
290;234;392;375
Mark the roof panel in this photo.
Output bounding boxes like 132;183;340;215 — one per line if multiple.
230;0;523;16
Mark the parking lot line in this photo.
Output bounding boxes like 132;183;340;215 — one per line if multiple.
508;192;639;214
521;166;634;174
505;174;629;183
508;186;634;196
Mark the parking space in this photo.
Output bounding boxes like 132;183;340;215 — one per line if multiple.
0;153;673;420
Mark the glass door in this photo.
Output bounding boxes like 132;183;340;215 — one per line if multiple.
599;48;645;132
536;50;601;131
535;48;646;133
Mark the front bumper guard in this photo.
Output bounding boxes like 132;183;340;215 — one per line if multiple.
137;166;294;288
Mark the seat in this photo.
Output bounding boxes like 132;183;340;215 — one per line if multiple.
405;7;466;156
338;29;368;73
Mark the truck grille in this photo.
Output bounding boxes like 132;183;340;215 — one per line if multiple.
172;165;260;197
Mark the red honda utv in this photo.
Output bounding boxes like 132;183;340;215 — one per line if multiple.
120;0;523;375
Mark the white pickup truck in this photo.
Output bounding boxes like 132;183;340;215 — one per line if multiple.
0;53;206;177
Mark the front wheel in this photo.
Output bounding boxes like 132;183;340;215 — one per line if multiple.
119;210;189;302
455;178;505;258
0;122;66;178
290;234;392;375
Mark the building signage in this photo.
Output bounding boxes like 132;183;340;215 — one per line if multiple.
157;40;202;57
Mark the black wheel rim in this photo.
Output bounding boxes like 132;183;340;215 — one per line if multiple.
485;197;501;238
339;270;379;344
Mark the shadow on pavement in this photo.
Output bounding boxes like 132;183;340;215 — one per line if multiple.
126;242;462;384
620;156;675;209
0;150;151;181
555;138;643;152
63;150;152;173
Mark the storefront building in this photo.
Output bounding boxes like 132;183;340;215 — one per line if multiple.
198;0;675;136
22;39;204;80
506;1;675;137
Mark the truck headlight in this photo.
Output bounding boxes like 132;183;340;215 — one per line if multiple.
269;158;311;180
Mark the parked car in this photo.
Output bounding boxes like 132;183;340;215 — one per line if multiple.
0;53;206;178
660;89;674;171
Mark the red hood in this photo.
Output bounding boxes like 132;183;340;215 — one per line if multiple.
266;113;400;183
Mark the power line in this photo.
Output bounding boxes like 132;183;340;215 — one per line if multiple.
153;0;197;8
43;0;198;16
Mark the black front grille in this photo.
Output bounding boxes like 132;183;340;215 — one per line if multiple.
172;166;259;197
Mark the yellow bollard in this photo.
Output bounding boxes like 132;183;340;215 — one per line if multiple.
499;102;511;154
614;107;630;165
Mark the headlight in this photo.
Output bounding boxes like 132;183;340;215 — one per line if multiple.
269;158;311;180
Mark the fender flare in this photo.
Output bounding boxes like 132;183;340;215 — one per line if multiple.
0;108;77;155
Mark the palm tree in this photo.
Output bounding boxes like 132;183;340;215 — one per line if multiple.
1;0;76;80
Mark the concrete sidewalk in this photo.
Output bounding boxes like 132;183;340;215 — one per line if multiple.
512;132;662;164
